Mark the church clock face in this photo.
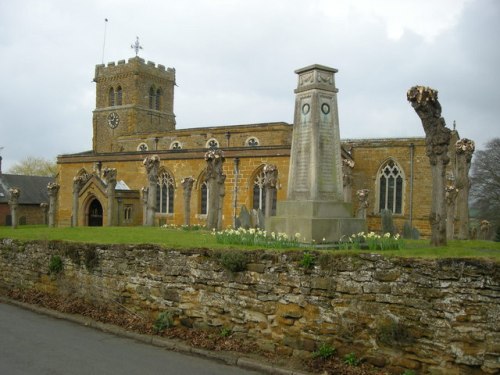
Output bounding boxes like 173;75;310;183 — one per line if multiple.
107;112;120;129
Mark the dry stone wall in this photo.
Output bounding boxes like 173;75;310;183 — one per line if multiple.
0;239;498;374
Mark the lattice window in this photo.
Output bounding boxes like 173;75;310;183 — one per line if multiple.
156;171;174;214
378;159;404;214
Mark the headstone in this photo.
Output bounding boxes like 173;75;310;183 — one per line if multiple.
267;64;365;242
238;205;251;229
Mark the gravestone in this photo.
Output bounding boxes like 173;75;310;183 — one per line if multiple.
267;64;365;242
238;205;251;229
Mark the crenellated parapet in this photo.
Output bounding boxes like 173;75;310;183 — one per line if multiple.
94;57;175;84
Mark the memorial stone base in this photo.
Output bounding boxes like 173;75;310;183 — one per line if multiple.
267;201;366;243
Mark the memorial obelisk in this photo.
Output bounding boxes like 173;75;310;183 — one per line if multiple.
268;64;365;242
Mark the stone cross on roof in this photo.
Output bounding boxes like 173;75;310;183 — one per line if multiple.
131;36;143;56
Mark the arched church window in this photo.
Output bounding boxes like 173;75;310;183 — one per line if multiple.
109;87;115;106
149;87;155;109
137;143;148;152
116;86;123;105
155;88;162;110
156;171;174;214
200;181;209;215
378;159;404;214
206;138;219;149
252;167;277;213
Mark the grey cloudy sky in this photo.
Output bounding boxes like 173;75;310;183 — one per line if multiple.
0;0;499;172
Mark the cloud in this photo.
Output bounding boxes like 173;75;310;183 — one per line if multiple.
0;0;498;172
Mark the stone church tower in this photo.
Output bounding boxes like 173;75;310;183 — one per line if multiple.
92;57;176;153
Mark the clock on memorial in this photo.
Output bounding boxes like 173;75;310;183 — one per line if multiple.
107;112;120;128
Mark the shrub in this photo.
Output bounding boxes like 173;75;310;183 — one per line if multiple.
300;251;315;269
153;311;173;334
344;352;359;366
48;255;63;274
220;327;232;337
219;251;248;272
312;343;336;359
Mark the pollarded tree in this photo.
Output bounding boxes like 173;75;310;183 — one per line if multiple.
407;86;451;246
470;138;500;228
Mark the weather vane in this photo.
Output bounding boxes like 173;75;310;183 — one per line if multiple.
131;36;143;56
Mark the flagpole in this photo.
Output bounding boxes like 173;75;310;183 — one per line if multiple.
101;18;108;64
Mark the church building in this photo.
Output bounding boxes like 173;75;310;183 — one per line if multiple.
55;55;463;238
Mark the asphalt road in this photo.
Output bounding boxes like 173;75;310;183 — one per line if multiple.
0;302;262;375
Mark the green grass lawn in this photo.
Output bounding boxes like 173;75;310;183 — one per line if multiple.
1;225;499;260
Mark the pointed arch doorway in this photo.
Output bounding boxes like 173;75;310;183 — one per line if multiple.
88;199;103;226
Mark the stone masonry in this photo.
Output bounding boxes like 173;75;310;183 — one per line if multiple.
0;239;498;374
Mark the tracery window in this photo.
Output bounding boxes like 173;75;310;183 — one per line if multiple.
378;159;404;214
156;171;174;214
252;168;276;213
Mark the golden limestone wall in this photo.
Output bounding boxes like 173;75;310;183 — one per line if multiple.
344;138;432;237
56;149;291;228
58;133;434;237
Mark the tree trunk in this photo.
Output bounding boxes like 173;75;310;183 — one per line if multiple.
455;139;475;239
407;86;451;246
